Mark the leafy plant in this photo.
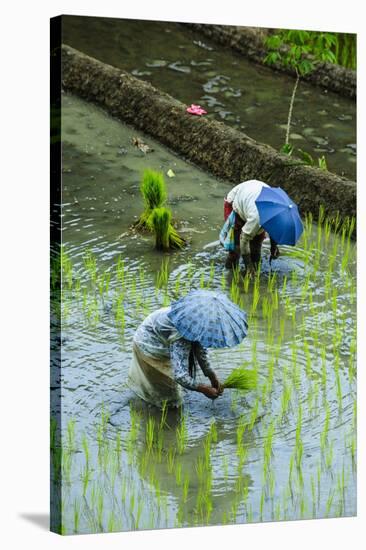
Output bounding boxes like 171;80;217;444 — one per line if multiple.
334;33;356;69
264;30;336;147
297;149;328;171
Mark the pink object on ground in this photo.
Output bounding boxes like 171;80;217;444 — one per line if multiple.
186;104;207;116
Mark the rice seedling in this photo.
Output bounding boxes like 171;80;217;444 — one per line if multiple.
199;271;206;289
114;432;122;462
335;370;343;409
248;398;260;431
175;462;182;486
106;510;117;533
223;367;257;391
166;446;176;474
310;474;317;515
82;433;90;468
349;434;356;469
288;453;294;497
320;404;331;450
294;406;304;471
259;487;265;521
67;419;76;453
155;258;169;290
62;447;73;484
247;504;253;523
325;440;334;470
208;419;218;443
262;296;270;319
176;415;188;455
73;499;81;533
281;274;288;295
137;169;167;230
242;271;250;293
115;256;125;287
145;416;155;454
135;497;144;530
251;277;260;314
274;501;281;521
263;421;275;476
325;489;335;518
291;268;298;287
83;249;97;285
182;472;190;504
207;261;215;288
195;456;206;486
73;276;81;298
86;295;100;326
61;245;73;290
114;294;125;335
280;380;292;420
237;445;248;475
236;415;247;448
81;463;91;497
50;417;58;451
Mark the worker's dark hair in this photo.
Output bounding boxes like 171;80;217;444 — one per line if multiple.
188;343;199;379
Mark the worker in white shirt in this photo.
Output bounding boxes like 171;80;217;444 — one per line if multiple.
223;180;280;274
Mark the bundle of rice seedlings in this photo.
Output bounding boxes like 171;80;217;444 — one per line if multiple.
149;207;170;250
149;207;186;251
223;367;257;391
168;225;186;250
137;169;167;229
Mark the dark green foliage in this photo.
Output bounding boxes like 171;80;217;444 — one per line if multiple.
264;30;337;75
264;30;346;151
265;29;356;71
334;33;356;70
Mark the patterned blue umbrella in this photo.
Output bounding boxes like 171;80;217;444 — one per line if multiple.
168;289;248;348
255;186;303;245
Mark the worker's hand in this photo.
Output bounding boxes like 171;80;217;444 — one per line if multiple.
210;374;224;395
197;384;220;400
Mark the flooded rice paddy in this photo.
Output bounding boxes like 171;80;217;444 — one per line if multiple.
62;16;356;180
50;94;356;534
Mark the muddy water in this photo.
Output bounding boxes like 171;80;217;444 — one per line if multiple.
62;16;356;180
51;94;356;534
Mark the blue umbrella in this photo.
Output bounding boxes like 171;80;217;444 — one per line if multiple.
255;186;303;245
168;289;248;348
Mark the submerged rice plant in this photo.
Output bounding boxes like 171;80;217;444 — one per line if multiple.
176;414;189;454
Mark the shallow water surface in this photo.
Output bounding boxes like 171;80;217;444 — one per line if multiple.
51;94;356;534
